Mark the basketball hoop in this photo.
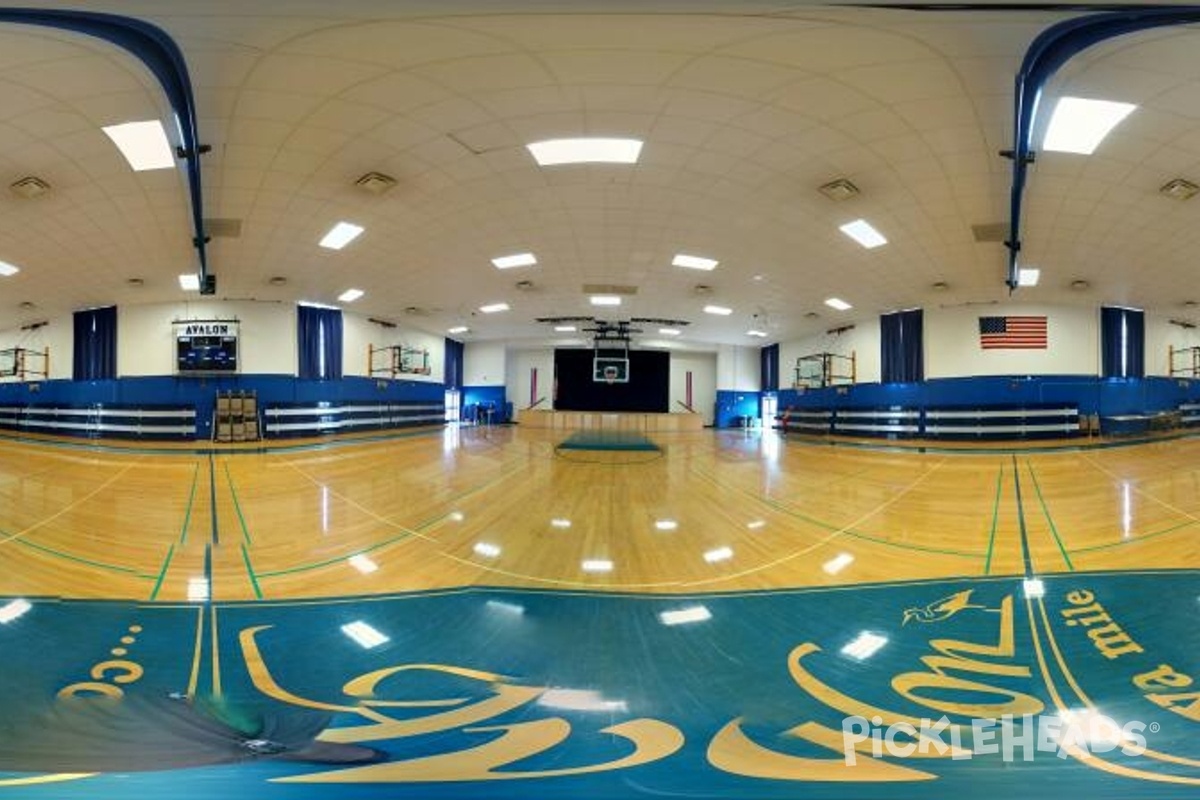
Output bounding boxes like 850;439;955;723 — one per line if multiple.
603;365;618;385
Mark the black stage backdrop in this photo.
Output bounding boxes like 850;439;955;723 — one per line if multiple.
554;349;669;412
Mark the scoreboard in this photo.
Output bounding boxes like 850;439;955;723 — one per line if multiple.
175;320;239;374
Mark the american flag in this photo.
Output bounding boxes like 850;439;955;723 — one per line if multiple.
979;316;1048;349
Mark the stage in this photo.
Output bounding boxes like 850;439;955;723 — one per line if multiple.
515;409;703;432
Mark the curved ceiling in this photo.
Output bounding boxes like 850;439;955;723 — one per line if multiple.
2;3;1200;347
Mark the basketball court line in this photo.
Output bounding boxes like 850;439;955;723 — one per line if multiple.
1081;451;1200;527
1022;460;1075;572
0;458;143;545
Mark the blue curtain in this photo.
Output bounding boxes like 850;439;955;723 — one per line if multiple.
297;305;342;380
1101;306;1144;378
444;338;464;389
760;344;779;392
72;305;117;380
881;309;923;383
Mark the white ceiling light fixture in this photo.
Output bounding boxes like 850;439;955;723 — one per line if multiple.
1018;268;1041;287
338;289;364;303
704;305;733;316
178;273;200;291
448;326;470;334
672;254;719;271
824;297;852;311
527;138;643;166
746;330;768;338
1043;97;1137;155
839;219;888;249
554;325;576;332
101;120;175;171
492;253;537;269
658;328;681;336
479;302;510;314
319;222;364;250
590;295;621;307
0;260;21;277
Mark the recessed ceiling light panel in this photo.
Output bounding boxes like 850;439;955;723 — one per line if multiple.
824;297;852;311
479;302;510;314
590;295;621;307
1018;268;1040;287
703;305;732;316
319;222;364;250
178;273;200;291
0;260;21;277
492;252;537;269
672;254;718;271
102;120;175;171
839;219;887;249
527;138;643;166
338;288;364;302
1043;97;1136;155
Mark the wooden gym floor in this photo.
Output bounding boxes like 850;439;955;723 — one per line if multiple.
0;426;1197;798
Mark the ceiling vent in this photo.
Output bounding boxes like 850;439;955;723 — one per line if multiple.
582;284;637;295
10;176;50;199
204;218;242;238
126;277;145;287
971;223;1007;243
931;281;949;291
268;276;287;286
1160;178;1199;201
1070;279;1090;291
515;279;536;291
355;171;397;195
17;301;36;310
818;178;859;201
693;284;714;295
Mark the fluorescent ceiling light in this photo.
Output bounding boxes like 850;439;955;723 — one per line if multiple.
1017;267;1040;287
0;260;20;277
551;518;572;528
178;273;200;291
659;605;712;626
338;288;364;303
319;221;364;250
101;120;174;171
0;598;32;624
655;519;678;531
527;137;643;166
349;554;378;574
703;546;733;563
479;302;510;314
581;559;613;573
590;295;621;307
746;330;767;338
1023;578;1046;598
554;325;576;333
537;688;627;712
841;631;888;660
473;542;501;558
839;219;887;249
341;620;389;649
746;520;766;530
492;252;537;269
704;305;733;316
825;297;852;311
448;326;470;334
822;553;855;575
187;577;210;602
658;328;681;336
1043;97;1137;155
673;254;718;271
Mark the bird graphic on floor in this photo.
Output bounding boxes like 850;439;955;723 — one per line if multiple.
902;589;993;625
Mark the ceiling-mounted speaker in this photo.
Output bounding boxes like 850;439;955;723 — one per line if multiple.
355;171;397;195
10;176;50;199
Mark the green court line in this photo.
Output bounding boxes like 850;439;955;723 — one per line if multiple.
1069;518;1198;554
257;530;417;578
983;462;1004;575
240;542;263;600
13;537;152;577
180;462;199;545
1024;460;1075;572
224;462;252;544
690;466;983;559
148;543;175;601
